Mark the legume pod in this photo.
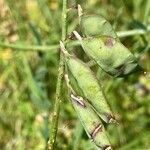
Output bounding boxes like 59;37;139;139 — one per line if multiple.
60;41;115;123
70;93;112;150
80;14;117;38
73;31;140;77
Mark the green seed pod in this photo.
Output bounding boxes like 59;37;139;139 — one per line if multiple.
73;31;140;77
80;15;117;38
70;93;112;150
66;57;115;123
60;41;115;123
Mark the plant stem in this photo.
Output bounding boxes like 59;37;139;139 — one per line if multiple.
117;26;150;38
47;0;67;150
0;41;79;52
0;27;150;52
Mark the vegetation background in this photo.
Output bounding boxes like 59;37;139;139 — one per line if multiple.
0;0;150;149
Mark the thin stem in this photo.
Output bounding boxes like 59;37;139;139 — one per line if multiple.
0;42;59;52
47;0;67;150
117;26;150;38
0;27;150;52
0;41;79;52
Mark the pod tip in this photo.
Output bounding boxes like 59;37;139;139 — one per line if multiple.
107;114;119;125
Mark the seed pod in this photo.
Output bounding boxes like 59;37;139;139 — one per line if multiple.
60;41;115;123
73;31;140;77
80;14;117;38
70;93;112;150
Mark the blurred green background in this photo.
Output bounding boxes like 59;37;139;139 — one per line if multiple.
0;0;150;149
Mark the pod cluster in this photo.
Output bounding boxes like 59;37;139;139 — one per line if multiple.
60;41;114;149
60;10;141;149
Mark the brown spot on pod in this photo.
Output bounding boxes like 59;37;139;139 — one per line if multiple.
105;38;113;48
102;145;112;150
91;124;102;141
71;94;86;107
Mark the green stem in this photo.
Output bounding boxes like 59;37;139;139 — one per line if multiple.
47;0;67;150
0;41;79;52
0;27;149;52
117;26;150;38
